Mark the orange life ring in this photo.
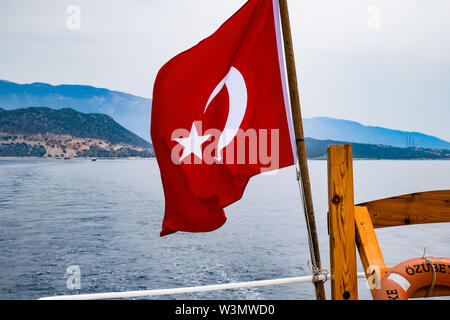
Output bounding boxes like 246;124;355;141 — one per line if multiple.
374;256;450;300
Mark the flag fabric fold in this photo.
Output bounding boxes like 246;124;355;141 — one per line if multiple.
151;0;295;236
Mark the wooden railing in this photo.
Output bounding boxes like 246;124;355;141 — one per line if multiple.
327;144;450;300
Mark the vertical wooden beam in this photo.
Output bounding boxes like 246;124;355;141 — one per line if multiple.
327;145;358;300
278;0;326;300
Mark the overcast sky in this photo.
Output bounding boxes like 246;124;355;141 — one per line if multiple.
1;0;449;140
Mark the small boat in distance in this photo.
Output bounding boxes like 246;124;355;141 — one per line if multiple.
91;157;97;161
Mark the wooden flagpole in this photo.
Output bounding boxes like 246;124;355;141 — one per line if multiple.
278;0;326;300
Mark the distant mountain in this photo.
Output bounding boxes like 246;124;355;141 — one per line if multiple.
2;80;449;151
303;117;450;150
0;79;151;141
0;107;154;158
305;137;450;160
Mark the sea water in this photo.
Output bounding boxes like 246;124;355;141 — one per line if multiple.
0;159;448;300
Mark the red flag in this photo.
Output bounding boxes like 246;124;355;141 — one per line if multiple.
151;0;295;236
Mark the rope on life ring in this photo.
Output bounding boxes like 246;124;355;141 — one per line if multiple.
422;256;436;297
374;256;450;300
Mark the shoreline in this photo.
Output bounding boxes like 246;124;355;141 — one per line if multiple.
0;156;157;160
0;157;448;161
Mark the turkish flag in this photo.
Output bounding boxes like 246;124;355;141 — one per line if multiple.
151;0;295;236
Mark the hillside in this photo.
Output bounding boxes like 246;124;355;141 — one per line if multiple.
305;138;450;160
0;107;447;159
0;107;154;158
303;117;450;150
0;80;151;141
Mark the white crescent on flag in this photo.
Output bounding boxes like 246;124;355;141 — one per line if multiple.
204;66;248;161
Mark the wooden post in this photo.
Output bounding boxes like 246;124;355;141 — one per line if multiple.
327;145;358;300
278;0;326;300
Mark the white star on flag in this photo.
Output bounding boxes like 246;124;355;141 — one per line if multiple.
174;123;211;161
